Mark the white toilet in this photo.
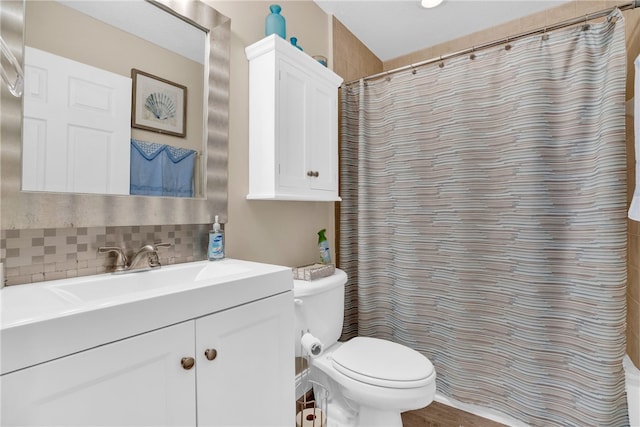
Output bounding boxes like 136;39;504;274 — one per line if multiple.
294;269;436;427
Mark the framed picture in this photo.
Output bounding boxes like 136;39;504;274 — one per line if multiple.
131;69;187;137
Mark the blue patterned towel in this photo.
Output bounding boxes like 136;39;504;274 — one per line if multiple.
130;139;196;197
162;145;196;197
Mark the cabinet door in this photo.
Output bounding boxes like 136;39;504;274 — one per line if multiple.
195;291;295;427
277;59;310;192
1;321;196;426
277;58;338;197
307;81;338;192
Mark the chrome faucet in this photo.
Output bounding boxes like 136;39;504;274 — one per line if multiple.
99;243;170;273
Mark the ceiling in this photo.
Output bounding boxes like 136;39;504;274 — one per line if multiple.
313;0;572;62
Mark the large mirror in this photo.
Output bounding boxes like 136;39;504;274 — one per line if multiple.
0;0;230;229
23;1;207;198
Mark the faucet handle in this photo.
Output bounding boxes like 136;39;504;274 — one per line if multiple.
149;242;171;268
98;246;128;271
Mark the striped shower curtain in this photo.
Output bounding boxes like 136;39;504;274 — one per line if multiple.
339;10;628;427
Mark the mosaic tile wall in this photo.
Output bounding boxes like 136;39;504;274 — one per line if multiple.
1;224;210;286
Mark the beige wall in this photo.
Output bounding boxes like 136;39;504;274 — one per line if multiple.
332;17;382;83
381;0;640;370
206;0;337;268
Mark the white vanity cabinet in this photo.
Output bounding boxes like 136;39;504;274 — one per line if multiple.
246;35;343;201
0;260;295;427
0;321;197;426
196;291;293;426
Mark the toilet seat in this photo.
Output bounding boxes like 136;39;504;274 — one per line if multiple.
330;337;434;389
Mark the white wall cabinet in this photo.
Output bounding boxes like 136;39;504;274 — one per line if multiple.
246;35;343;201
0;292;294;426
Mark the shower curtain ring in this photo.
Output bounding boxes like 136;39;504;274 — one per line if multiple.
410;65;417;75
542;27;549;41
582;14;590;30
505;37;512;51
385;71;391;82
469;47;476;60
438;56;444;68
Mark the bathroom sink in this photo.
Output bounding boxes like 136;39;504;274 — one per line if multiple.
44;259;252;304
194;260;251;281
1;258;292;375
46;273;165;304
0;284;77;327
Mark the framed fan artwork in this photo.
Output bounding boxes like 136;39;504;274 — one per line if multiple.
131;69;187;137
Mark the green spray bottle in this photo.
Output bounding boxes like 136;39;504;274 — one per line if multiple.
318;228;331;264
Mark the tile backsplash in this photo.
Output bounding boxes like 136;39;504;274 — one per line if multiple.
1;224;210;286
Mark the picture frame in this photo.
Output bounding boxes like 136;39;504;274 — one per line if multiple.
131;69;187;137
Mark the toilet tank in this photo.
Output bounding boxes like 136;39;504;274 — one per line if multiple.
293;269;347;357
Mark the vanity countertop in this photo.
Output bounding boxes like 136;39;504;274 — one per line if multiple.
0;259;293;375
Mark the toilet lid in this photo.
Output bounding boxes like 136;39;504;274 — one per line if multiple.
331;337;434;389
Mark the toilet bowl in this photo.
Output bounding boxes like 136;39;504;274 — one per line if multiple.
310;338;436;427
294;270;436;427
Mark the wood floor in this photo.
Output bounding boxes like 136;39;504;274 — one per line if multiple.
402;402;507;427
298;392;507;426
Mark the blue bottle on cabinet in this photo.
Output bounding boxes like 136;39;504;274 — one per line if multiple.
265;4;286;39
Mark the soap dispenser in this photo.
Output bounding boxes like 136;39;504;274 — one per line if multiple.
208;216;224;261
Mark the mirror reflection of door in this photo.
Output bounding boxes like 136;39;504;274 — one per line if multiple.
22;0;206;197
22;46;132;195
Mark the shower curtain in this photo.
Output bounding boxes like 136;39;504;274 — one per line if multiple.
339;10;628;427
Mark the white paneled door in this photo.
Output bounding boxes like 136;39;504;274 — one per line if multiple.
22;47;131;195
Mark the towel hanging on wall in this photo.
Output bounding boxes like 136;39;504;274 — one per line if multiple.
130;139;196;197
628;54;640;220
162;145;197;197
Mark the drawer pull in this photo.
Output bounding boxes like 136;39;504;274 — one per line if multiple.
204;348;218;361
181;357;195;370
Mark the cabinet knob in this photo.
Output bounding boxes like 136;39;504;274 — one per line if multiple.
181;357;195;370
204;348;218;361
307;171;319;177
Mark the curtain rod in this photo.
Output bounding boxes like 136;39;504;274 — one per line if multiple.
343;0;638;87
